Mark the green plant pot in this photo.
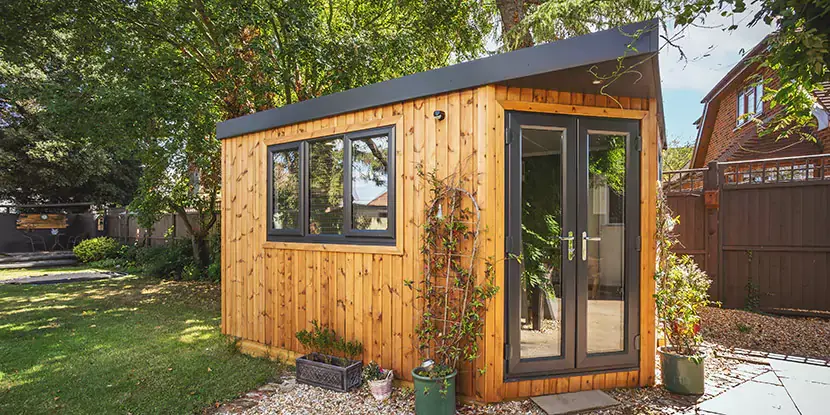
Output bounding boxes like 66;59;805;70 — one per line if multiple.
660;347;705;395
412;368;457;415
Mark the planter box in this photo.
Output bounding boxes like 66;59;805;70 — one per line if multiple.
295;353;362;392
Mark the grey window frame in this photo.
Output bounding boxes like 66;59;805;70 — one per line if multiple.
266;125;395;245
267;142;304;237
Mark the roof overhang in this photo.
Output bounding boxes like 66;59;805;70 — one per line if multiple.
217;19;664;142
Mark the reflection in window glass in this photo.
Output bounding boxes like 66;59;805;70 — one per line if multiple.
309;138;344;235
271;149;300;230
351;135;389;231
586;133;626;354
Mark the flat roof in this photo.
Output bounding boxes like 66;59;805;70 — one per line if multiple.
218;19;662;140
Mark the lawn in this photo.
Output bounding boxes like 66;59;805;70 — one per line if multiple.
0;272;285;414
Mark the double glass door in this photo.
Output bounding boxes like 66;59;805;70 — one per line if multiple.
505;112;640;378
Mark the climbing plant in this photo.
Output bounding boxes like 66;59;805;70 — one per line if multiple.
405;162;499;391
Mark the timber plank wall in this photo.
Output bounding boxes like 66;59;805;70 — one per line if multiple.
221;85;659;402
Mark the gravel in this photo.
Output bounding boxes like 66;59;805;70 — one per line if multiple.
219;306;827;414
224;345;769;415
701;306;830;360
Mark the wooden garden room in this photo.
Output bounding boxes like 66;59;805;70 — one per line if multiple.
218;19;664;403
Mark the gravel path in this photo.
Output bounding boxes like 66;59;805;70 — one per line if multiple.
215;306;830;414
214;343;769;415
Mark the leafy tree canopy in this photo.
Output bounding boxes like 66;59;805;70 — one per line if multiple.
0;0;493;271
494;0;829;140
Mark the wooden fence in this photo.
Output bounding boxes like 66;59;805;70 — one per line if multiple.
663;153;830;313
105;209;218;246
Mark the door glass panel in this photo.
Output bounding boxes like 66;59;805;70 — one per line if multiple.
519;127;564;359
586;132;627;354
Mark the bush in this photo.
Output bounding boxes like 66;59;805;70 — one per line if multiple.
73;237;121;263
136;239;194;280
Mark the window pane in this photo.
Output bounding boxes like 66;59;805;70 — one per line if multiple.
309;138;344;235
271;148;300;230
351;135;389;231
755;82;764;113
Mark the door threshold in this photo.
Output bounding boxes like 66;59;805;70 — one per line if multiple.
505;364;638;383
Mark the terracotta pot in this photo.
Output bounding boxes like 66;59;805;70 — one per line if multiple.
368;370;394;401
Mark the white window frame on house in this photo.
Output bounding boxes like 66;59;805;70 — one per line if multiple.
737;79;764;127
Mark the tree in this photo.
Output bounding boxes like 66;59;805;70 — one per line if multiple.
0;62;141;205
0;0;493;273
662;138;694;171
493;0;829;140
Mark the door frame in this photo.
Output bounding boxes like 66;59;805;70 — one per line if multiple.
504;111;641;380
505;112;578;376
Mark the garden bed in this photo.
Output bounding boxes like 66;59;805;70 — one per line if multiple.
701;306;830;361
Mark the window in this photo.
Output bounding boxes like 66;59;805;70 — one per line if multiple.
267;125;395;244
737;80;764;126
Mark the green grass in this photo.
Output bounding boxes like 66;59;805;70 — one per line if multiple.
0;265;103;281
0;274;285;414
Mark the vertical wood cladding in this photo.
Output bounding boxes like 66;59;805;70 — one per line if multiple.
221;85;658;402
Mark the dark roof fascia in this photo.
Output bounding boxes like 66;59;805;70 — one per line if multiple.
217;19;660;140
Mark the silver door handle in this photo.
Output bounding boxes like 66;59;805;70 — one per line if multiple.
559;231;575;261
582;232;601;261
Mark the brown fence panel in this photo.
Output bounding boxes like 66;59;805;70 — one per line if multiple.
664;154;830;313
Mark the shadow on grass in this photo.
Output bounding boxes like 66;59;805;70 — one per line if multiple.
0;276;284;415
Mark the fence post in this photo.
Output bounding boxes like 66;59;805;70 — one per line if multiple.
704;161;721;302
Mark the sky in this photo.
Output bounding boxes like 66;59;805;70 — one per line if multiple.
659;12;774;146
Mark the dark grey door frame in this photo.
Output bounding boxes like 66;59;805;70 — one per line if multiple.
505;112;578;376
575;117;641;370
504;112;641;380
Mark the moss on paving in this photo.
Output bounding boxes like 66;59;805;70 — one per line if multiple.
0;274;284;414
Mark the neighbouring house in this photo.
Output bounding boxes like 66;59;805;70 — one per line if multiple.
218;20;663;402
664;37;830;314
691;38;830;169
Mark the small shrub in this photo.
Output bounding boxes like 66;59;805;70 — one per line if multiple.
137;239;194;280
73;237;121;263
87;258;130;270
736;322;752;333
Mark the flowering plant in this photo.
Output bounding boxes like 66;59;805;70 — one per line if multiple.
362;361;388;382
654;184;715;357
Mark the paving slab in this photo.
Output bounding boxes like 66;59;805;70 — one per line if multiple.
772;359;830;415
697;377;799;415
530;390;619;414
751;371;783;386
0;271;124;285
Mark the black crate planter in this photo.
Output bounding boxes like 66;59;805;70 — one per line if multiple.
295;353;363;392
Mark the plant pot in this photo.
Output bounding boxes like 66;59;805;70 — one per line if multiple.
412;368;457;415
368;369;394;401
659;346;705;395
295;353;362;392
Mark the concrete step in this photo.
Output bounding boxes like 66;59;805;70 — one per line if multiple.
0;251;76;264
0;258;78;270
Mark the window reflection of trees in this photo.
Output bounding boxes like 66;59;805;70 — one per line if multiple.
309;138;344;235
351;136;389;231
272;149;300;230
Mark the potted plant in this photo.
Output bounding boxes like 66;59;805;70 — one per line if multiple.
405;165;499;415
363;361;394;401
295;320;364;392
654;184;715;395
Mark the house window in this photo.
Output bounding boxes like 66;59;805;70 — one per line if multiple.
737;80;764;126
267;125;395;244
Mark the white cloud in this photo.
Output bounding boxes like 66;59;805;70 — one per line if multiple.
660;11;774;94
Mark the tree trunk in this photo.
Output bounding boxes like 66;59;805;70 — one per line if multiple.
191;232;210;274
495;0;534;49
